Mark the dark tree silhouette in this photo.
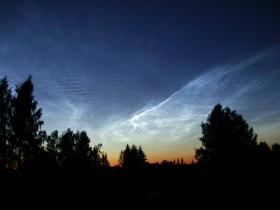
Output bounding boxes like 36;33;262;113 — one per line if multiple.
57;128;75;168
74;130;93;169
46;130;59;160
100;152;109;167
256;141;272;169
90;143;109;167
56;129;109;169
257;142;271;156
137;146;147;167
38;130;48;146
12;76;44;169
271;143;280;164
161;160;175;166
119;144;129;168
119;144;147;168
272;143;280;153
195;104;257;166
43;130;59;169
0;77;13;170
91;143;102;167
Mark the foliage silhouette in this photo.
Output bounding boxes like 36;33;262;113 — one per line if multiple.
119;144;147;169
0;77;13;170
195;103;258;166
45;130;59;168
91;143;110;167
57;128;76;168
57;129;109;169
12;76;44;169
271;143;280;165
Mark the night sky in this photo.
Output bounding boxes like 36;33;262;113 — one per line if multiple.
1;0;280;164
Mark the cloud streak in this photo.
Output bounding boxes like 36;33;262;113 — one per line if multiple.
97;47;280;152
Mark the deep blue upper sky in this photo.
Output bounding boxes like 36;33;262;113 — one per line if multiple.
0;0;280;163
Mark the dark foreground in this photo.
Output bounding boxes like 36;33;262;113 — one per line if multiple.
1;164;278;209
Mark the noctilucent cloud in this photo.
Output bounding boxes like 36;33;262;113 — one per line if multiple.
0;0;280;164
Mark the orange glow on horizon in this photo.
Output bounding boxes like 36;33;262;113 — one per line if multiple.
108;153;195;166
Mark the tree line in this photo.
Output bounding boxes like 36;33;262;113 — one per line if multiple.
0;76;279;173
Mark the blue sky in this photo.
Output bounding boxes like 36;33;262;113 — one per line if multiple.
0;0;280;164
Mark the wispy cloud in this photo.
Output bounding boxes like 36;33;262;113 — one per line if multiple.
96;47;280;150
